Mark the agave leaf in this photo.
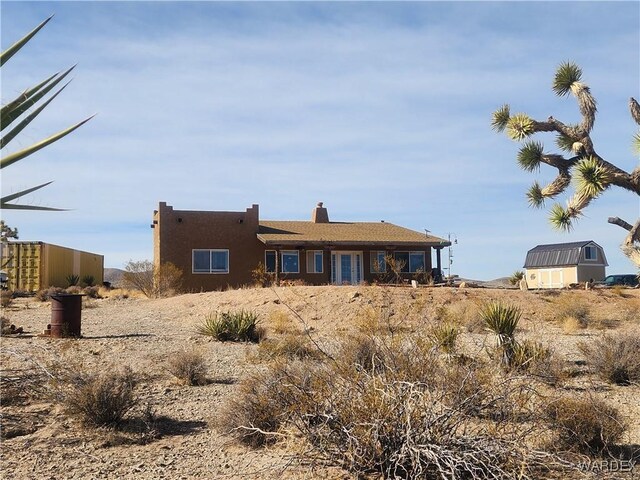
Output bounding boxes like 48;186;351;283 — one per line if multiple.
0;71;59;123
0;81;70;149
0;15;53;67
0;203;66;211
1;65;76;132
1;115;94;170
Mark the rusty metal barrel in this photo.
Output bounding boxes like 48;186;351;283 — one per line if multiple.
50;294;83;338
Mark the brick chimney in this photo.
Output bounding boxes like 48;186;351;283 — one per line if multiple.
311;202;329;223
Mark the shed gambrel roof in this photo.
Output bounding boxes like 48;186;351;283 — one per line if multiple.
257;221;450;247
524;241;607;268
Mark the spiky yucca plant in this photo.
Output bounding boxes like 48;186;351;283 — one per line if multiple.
481;301;521;368
1;16;93;211
493;61;640;268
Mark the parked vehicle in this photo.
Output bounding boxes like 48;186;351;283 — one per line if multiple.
600;274;639;287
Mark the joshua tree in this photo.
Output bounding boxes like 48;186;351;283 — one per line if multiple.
1;15;93;211
492;62;640;268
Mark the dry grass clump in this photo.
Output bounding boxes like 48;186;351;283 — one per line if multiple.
56;367;138;427
578;333;640;385
544;396;626;454
167;350;208;386
554;295;591;328
197;310;264;343
256;334;323;362
268;310;299;335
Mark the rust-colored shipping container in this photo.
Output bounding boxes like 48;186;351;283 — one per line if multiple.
0;242;103;291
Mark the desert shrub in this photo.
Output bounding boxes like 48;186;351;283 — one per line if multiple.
220;345;577;478
66;274;80;286
251;262;275;288
217;360;322;447
197;310;264;343
81;275;95;287
508;270;525;285
545;396;626;454
1;316;13;335
256;335;322;361
35;286;65;302
1;290;14;308
65;285;82;294
82;285;101;299
167;350;207;386
338;335;388;373
578;333;640;385
58;367;138;427
122;259;183;298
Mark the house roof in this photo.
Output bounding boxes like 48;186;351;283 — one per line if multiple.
524;241;607;268
257;221;450;247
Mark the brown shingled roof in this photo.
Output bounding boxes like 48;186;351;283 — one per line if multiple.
257;221;450;247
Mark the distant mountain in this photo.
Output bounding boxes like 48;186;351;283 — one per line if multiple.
104;268;125;286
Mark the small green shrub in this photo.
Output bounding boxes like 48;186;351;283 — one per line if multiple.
578;333;640;385
167;350;208;386
66;274;80;286
81;275;95;287
197;310;264;343
545;396;626;454
429;322;459;355
59;367;138;427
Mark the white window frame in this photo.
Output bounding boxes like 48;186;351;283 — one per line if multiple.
370;250;387;273
281;250;300;274
192;249;229;274
306;250;323;274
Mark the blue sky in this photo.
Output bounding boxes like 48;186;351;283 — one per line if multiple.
1;1;639;280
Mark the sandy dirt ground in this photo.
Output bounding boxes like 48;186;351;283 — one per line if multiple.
1;285;639;479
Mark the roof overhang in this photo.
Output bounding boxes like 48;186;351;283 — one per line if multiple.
256;236;451;248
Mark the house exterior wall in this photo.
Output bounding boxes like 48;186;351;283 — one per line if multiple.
525;265;605;289
153;202;264;291
575;265;606;283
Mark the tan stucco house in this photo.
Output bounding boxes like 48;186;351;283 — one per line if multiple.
523;241;607;289
152;202;450;291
